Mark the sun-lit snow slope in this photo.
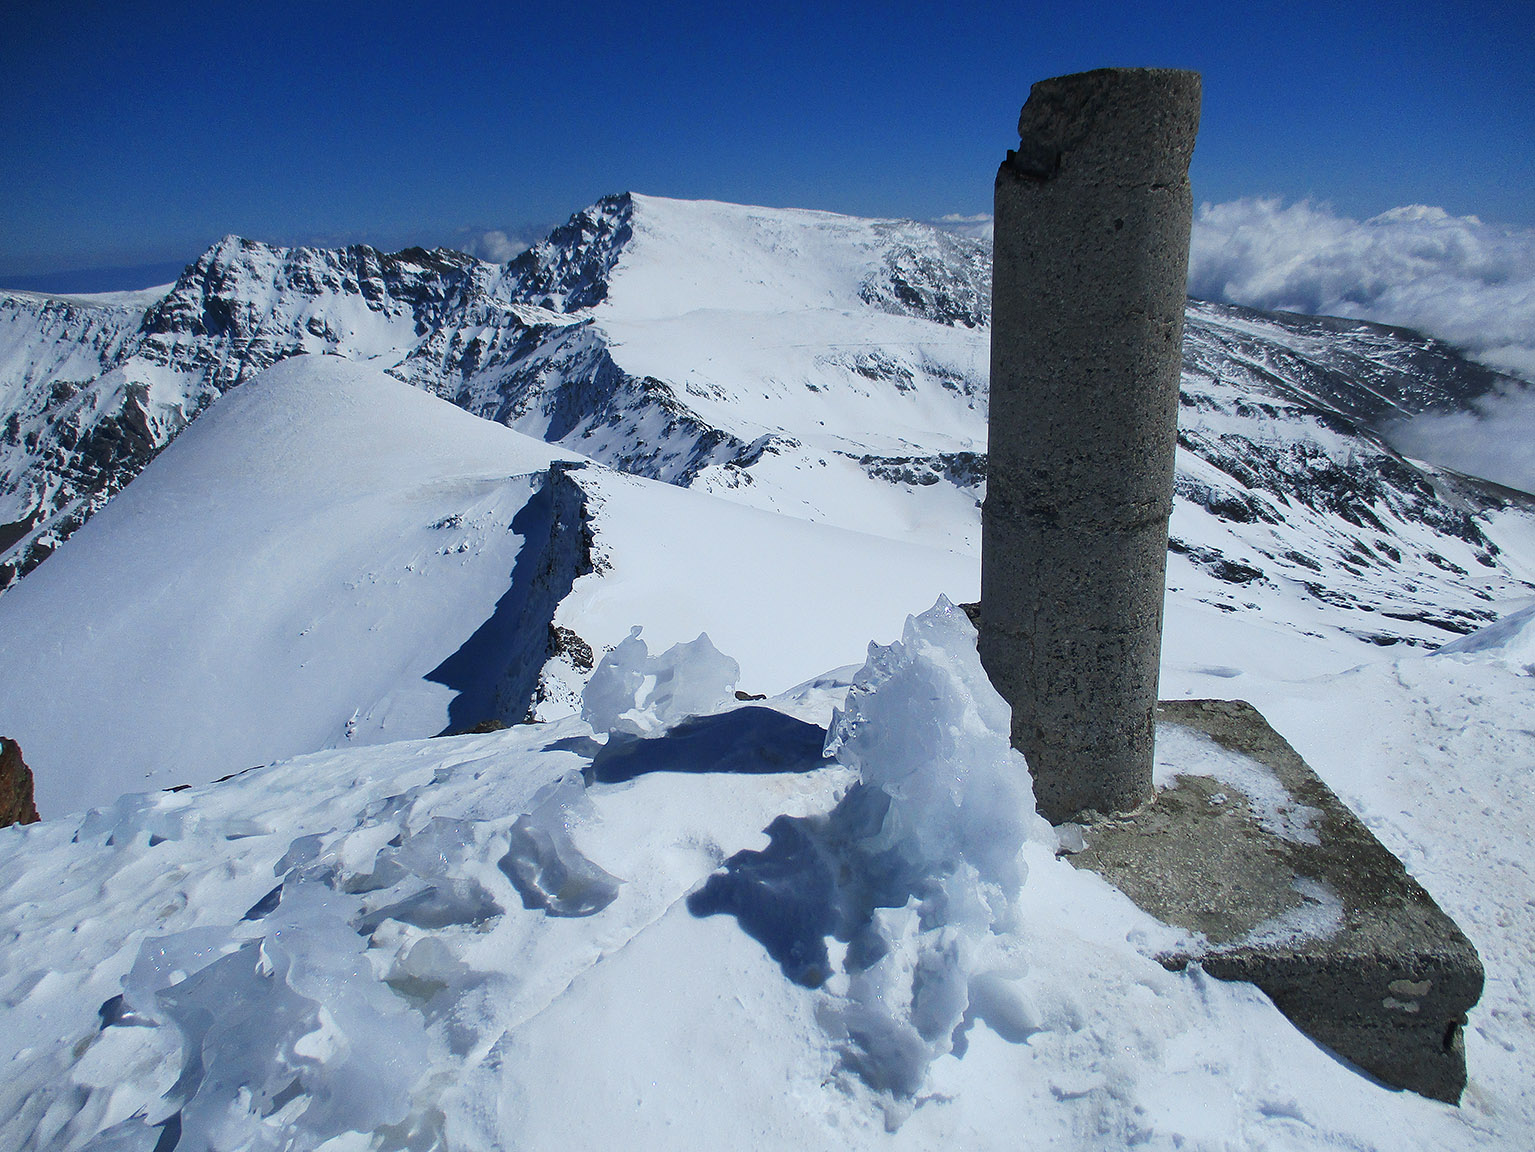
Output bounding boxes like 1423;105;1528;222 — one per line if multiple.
457;192;993;553
527;465;980;718
0;240;532;590
596;194;989;475
3;602;1533;1150
0;356;584;816
508;195;1535;646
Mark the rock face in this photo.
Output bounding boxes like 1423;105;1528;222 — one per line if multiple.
0;737;39;826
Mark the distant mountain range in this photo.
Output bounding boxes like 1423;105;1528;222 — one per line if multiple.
2;192;1531;651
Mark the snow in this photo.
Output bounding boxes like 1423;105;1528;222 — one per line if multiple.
1434;602;1535;673
589;194;989;550
4;196;1535;1149
6;588;1535;1148
582;629;740;738
1154;725;1324;847
537;466;980;713
0;356;583;814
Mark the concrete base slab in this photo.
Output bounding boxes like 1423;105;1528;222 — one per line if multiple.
1068;699;1483;1103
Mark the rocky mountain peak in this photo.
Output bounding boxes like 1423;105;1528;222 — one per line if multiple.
506;193;635;312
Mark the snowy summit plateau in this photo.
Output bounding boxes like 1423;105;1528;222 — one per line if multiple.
0;193;1534;1150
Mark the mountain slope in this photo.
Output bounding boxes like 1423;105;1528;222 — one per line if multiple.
0;358;583;814
1;193;1532;653
0;353;984;815
3;199;1535;1151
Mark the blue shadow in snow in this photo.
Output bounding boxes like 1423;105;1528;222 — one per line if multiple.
425;478;556;735
687;783;912;989
587;707;829;784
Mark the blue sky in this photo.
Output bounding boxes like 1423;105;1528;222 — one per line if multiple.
2;0;1531;289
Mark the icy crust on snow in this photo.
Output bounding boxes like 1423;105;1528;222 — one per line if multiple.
581;627;740;737
824;597;1039;893
498;772;621;917
0;718;840;1152
815;598;1050;1117
6;619;1535;1148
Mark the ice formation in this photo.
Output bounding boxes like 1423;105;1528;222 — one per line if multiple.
824;595;1037;895
819;598;1049;1119
498;772;622;917
691;597;1054;1124
46;754;625;1152
581;627;740;737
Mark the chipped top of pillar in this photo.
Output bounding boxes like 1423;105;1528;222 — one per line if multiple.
1005;67;1201;188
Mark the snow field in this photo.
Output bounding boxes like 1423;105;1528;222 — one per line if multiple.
3;192;1535;1149
6;601;1535;1148
0;358;582;813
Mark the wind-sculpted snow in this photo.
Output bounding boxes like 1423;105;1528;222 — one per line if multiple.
690;599;1052;1125
0;673;849;1149
498;772;622;917
581;628;740;738
1433;602;1535;676
0;603;1045;1141
4;597;1535;1146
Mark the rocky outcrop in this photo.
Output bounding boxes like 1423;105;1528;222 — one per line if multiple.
0;737;39;826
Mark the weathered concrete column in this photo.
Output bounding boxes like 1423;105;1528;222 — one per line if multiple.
980;68;1201;823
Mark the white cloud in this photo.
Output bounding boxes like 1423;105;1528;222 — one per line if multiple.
1189;198;1535;382
456;228;529;263
932;213;993;242
1384;383;1535;495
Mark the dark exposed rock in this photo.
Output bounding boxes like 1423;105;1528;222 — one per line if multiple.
857;224;992;329
550;625;594;672
850;450;987;489
505;194;634;312
0;737;40;826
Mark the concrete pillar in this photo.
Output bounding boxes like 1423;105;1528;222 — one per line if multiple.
980;68;1201;824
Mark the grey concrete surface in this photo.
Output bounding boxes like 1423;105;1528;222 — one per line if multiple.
981;68;1201;823
1072;700;1484;1103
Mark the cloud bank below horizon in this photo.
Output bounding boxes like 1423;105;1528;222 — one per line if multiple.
942;198;1535;384
1187;198;1535;494
1187;198;1535;383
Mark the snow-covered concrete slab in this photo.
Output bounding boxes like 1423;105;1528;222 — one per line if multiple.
1074;699;1483;1103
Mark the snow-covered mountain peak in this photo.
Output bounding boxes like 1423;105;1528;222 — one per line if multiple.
2;191;1532;652
1;355;587;815
505;191;991;329
594;192;990;327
